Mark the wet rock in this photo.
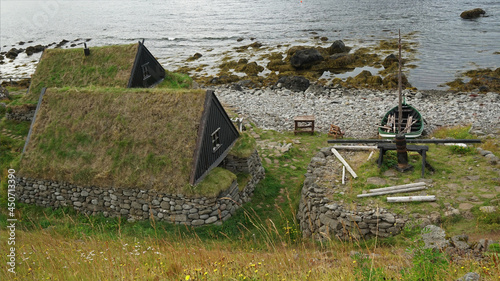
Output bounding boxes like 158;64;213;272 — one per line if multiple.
25;44;45;56
6;48;21;59
383;72;411;89
460;8;486;19
328;40;347;54
290;48;324;69
382;54;398;68
276;76;310;92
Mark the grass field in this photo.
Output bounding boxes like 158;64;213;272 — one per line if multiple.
1;89;500;280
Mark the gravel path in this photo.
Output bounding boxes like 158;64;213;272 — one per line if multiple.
214;85;500;138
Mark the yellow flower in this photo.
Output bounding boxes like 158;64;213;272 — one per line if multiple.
185;275;190;281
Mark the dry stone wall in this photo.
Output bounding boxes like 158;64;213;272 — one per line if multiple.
297;147;407;240
6;105;36;121
16;150;264;226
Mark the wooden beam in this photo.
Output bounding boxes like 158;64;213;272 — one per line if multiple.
369;182;426;193
332;145;378;150
327;139;481;144
331;148;358;179
387;196;436;202
357;186;427;198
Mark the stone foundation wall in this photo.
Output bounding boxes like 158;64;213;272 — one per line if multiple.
6;105;36;121
297;147;406;240
223;150;266;202
16;150;265;226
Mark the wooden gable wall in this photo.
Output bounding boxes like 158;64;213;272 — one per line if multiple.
190;90;240;185
128;41;166;88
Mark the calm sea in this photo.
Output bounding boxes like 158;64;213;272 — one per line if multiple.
1;0;499;89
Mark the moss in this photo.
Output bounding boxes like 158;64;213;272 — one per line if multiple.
230;132;256;158
185;167;236;197
446;68;500;92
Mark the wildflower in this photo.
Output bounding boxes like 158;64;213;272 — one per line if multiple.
185;275;191;280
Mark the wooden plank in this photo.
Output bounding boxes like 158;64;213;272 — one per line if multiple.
357;186;427;198
369;182;426;193
332;145;378;150
342;166;345;185
331;148;358;179
387;196;436;202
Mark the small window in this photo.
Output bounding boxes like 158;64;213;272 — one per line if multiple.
141;62;151;80
211;128;221;152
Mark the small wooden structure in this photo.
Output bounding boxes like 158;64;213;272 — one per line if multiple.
294;115;315;135
377;143;434;178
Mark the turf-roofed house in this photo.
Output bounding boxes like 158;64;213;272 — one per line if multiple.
15;45;264;226
7;41;166;121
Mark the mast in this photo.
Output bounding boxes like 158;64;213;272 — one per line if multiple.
397;29;403;134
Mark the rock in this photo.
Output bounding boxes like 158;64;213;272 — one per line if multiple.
276;76;310;92
382;54;398;69
421;225;450;250
328;40;347;54
366;177;387;186
0;86;9;99
460;8;486;19
456;272;480;281
451;234;470;251
290;48;324;69
383;72;411;89
479;206;497;213
6;48;20;59
189;52;202;60
484;153;499;165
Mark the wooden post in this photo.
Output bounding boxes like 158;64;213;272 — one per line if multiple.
397;29;403;133
342;166;345;185
331;148;358;178
387;196;436;202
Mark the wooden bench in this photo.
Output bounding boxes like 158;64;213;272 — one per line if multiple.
294;115;315;135
377;143;434;178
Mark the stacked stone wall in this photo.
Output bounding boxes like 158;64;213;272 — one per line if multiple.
16;149;265;226
297;147;407;240
6;105;36;121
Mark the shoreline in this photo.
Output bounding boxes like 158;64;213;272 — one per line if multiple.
2;35;499;92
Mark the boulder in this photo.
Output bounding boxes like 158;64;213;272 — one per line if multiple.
421;225;450;250
460;8;485;19
276;76;310;92
6;48;21;59
328;40;347;54
382;72;411;89
456;272;480;281
382;54;399;68
290;48;323;69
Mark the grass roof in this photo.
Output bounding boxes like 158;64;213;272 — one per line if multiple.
20;87;207;192
27;44;138;102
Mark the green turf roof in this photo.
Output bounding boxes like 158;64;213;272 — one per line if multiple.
27;44;138;102
20;87;207;192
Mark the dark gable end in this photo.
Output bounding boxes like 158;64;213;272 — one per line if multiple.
190;90;240;185
128;41;166;88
